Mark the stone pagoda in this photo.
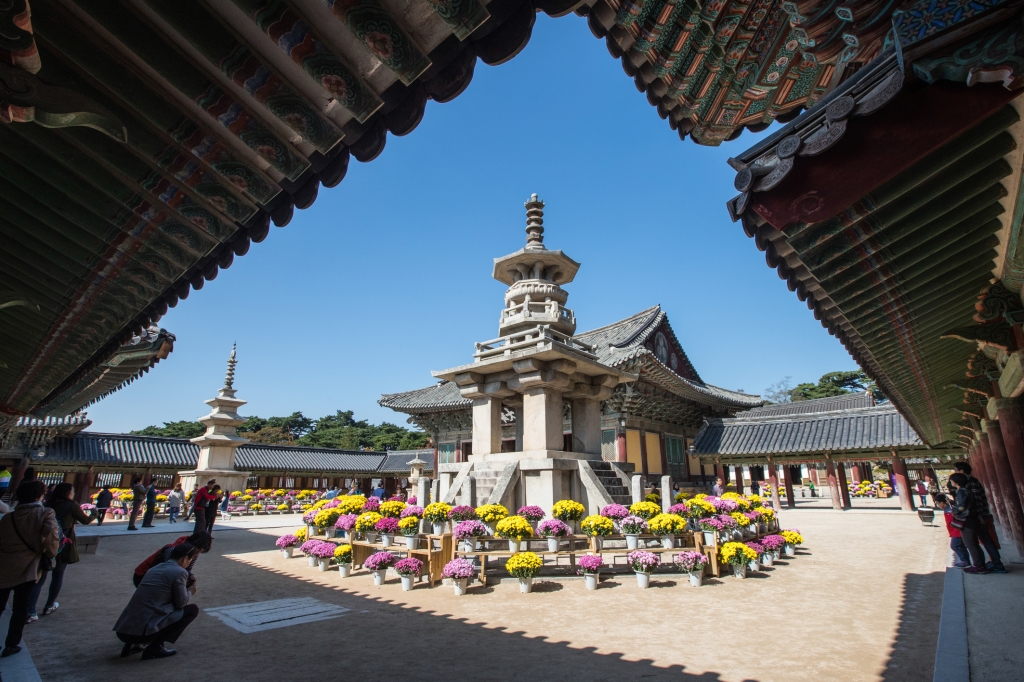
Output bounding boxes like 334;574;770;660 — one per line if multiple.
432;195;635;513
178;345;251;495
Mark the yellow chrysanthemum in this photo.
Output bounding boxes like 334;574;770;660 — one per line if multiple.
648;513;687;535
730;511;751;527
629;501;661;520
551;500;585;522
580;514;615;537
495;515;534;540
355;511;382;532
476;504;509;524
720;541;757;565
379;500;407;518
398;516;420;533
781;529;804;545
505;551;543;578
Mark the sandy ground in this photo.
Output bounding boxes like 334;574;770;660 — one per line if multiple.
22;506;948;682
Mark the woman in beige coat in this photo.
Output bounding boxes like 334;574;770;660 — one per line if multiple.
0;480;60;658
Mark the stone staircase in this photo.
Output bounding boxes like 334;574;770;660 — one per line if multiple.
589;461;632;506
470;469;499;505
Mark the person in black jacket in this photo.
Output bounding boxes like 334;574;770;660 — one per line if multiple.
95;486;113;526
141;482;157;528
27;483;95;620
204;485;222;534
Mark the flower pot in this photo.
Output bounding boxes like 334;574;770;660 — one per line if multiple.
703;531;716;545
508;539;519;553
519;577;533;594
484;524;495;536
546;537;560;553
324;527;335;539
339;564;351;578
626;534;639;550
731;530;743;542
584;574;598;591
592;537;603;552
688;571;703;587
761;553;774;567
373;571;385;586
748;559;759;572
281;548;294;559
307;555;317;568
732;564;747;579
660;535;674;549
366;532;378;544
381;533;393;547
404;535;416;549
461;539;475;553
401;575;415;592
635;572;651;589
432;522;444;535
784;544;796;557
453;577;469;596
318;558;330;572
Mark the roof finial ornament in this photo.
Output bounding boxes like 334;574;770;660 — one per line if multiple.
525;193;545;250
224;343;237;390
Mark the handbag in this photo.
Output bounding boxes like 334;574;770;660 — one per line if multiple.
7;510;58;571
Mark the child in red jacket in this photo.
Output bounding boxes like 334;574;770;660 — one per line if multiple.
935;493;970;568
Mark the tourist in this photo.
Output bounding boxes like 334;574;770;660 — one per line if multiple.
934;493;970;568
751;479;761;496
113;542;200;660
807;480;816;497
167;485;183;524
27;483;96;621
712;477;725;497
371;483;386;499
915;480;929;507
133;530;213;587
95;486;113;525
205;485;223;534
141;480;157;528
0;480;59;659
324;487;339;500
953;462;1006;573
127;476;145;531
949;473;991;574
191;480;216;533
184;484;198;521
219;488;230;520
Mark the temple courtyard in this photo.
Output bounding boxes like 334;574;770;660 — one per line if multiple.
6;503;1010;682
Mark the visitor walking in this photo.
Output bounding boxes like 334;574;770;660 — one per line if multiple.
915;480;929;507
127;476;145;531
952;462;1006;573
27;483;95;621
712;477;725;497
949;473;991;574
0;481;59;659
751;479;760;496
141;481;157;528
191;480;216;534
133;530;213;587
114;542;200;660
934;493;970;567
95;486;113;525
219;489;230;521
205;485;222;534
167;485;183;523
371;483;386;499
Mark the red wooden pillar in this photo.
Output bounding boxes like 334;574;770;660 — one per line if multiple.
836;462;852;509
616;430;626;463
733;465;744;494
825;460;843;510
995;398;1024;523
715;464;726;482
809;466;820;487
891;453;915;512
976;432;1008;528
767;465;781;510
986;418;1024;556
782;465;796;508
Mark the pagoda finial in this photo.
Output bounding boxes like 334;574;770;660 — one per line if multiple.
224;343;237;390
525;193;545;249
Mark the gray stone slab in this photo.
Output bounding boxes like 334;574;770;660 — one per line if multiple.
0;609;41;682
204;597;349;634
933;568;968;682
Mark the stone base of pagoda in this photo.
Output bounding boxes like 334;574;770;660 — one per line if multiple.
177;468;251;498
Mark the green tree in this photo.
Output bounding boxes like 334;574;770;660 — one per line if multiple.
131;420;205;439
791;371;885;402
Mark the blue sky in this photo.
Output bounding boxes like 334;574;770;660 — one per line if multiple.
86;14;857;434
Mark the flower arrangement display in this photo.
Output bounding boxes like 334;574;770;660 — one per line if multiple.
619;515;648;535
241;494;254;502
302;509;318;525
442;558;475;580
551;500;585;523
648;513;687;536
362;497;381;512
698;515;737;533
848;480;892;497
308;541;336;559
453;520;488;540
757;506;776;523
355;511;383;532
721;492;750;508
274;488;287;497
301;504;313;511
781;529;804;545
277;503;289;511
495;516;534;541
335;513;358;531
537;519;571;537
156;494;168;502
747;494;764;506
760;534;786;552
397;516;419;536
333;544;353;563
745;541;765;558
295;527;308;542
299;539;326;556
379;500;406;518
337;495;367;515
626;550;660;573
475;504;509;524
374;517;400;535
711;498;739;514
629;501;661;520
744;510;762;525
517;505;545;522
730;511;751;527
674;551;709;573
667;503;688;516
250;503;263;511
720;541;757;566
311;499;329;511
363;551;396;572
448;505;478;522
401;505;424;519
394;557;423;577
276;534;299;549
424;502;452;524
407;496;417;505
505;551;543;578
686;498;716;518
577;554;603;575
580;514;615;537
314;508;342;529
600;503;629;520
673;491;692;503
644;493;660;503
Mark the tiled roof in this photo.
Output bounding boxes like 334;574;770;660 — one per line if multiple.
378;450;435;474
35;433;428;475
381;306;761;412
733;393;875;418
692;404;924;459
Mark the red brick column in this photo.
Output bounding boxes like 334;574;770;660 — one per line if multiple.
767;465;781;510
836;462;852;509
825;460;843;510
782;465;796;508
891;453;916;512
986;419;1024;556
976;432;1008;528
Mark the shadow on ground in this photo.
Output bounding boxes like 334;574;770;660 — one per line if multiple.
880;571;943;682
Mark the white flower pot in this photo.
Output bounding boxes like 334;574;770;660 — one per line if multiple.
366;532;378;543
453;577;469;596
339;564;351;578
660;535;674;549
324;528;335;538
584;574;598;591
546;537;560;553
401;575;415;592
689;571;703;587
519;577;533;594
373;571;385;586
404;535;416;549
432;522;444;535
703;531;716;545
282;548;293;559
508;539;519;552
748;560;759;572
318;558;330;571
626;534;639;550
307;555;317;568
762;553;774;567
460;539;474;552
381;534;393;547
784;544;796;556
307;525;317;537
635;572;651;589
732;564;747;579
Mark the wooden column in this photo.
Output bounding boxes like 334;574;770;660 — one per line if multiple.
995;398;1024;524
985;418;1024;556
825;460;843;510
616;430;626;463
890;453;915;512
976;432;1008;528
809;466;820;487
767;465;781;510
782;465;796;508
836;462;852;510
715;464;726;482
732;465;743;494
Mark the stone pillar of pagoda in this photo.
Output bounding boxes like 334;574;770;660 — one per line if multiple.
890;452;915;512
985;418;1024;556
825;460;843;510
